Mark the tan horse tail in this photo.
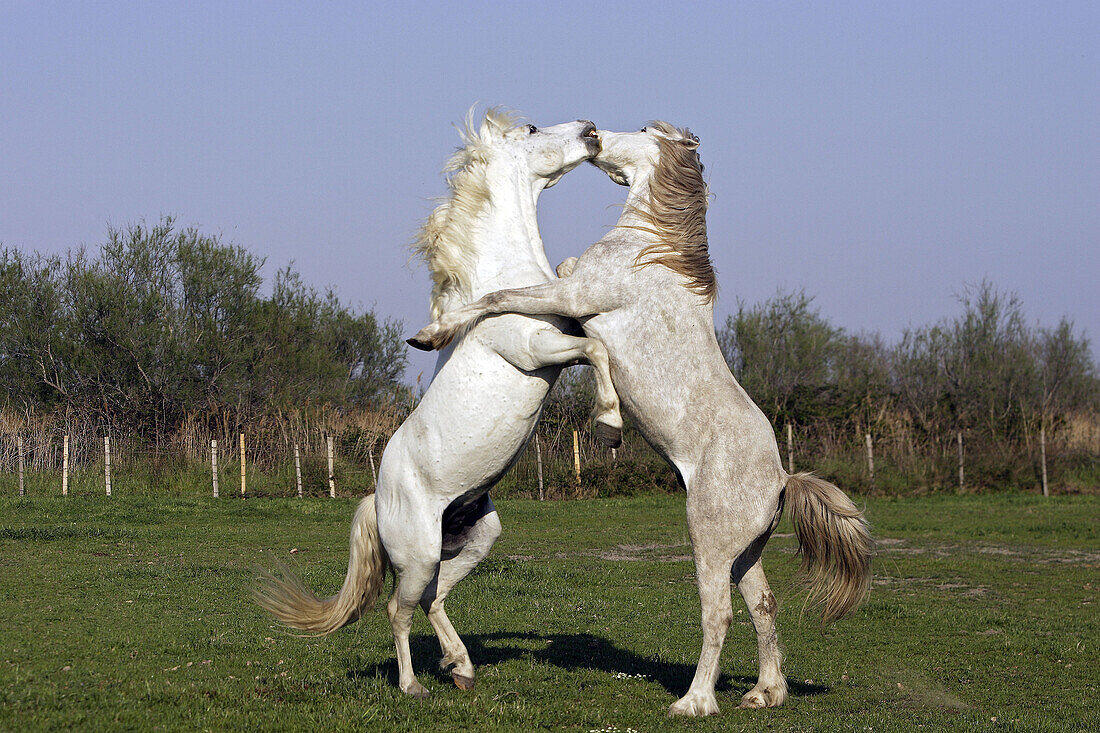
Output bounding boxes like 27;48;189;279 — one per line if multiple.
783;472;873;625
254;493;389;635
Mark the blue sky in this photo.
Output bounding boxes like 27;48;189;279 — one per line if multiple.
2;1;1097;380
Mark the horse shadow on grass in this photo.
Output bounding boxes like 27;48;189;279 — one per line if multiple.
348;630;828;700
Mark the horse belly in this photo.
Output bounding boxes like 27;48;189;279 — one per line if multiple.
388;342;555;496
583;310;717;457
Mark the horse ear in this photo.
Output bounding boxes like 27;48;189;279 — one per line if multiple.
481;110;511;140
681;133;700;151
478;118;498;141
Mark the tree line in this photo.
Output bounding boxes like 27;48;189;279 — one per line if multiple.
0;218;408;446
716;285;1099;491
2;218;1097;494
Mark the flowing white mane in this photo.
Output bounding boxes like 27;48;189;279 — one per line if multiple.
412;108;521;319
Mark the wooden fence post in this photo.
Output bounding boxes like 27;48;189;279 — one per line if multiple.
211;440;219;498
294;444;303;498
368;447;377;488
535;434;545;501
239;433;246;497
104;436;112;497
62;434;69;496
1040;422;1049;497
327;435;335;498
864;433;875;492
572;429;581;485
957;430;964;492
17;436;24;497
786;422;794;473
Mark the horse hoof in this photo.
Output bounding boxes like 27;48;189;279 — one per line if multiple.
594;422;622;448
452;673;475;691
668;693;719;717
739;684;786;708
404;681;431;699
738;693;766;709
406;336;432;352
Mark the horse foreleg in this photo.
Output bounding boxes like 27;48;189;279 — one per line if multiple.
420;507;502;690
555;256;578;278
735;560;787;708
408;275;613;351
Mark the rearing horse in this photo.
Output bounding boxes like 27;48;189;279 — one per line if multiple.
411;122;873;715
256;110;622;698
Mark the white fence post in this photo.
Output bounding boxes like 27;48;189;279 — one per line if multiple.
17;436;24;497
957;430;964;492
864;433;875;491
1040;422;1049;497
572;429;581;485
62;435;69;496
327;436;336;498
786;422;794;473
104;436;112;497
294;444;303;498
239;433;246;497
211;440;219;498
535;434;545;501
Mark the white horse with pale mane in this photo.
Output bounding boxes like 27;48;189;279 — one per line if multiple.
255;109;622;697
411;122;874;715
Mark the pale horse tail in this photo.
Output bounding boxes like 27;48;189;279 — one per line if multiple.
783;472;873;625
253;494;390;635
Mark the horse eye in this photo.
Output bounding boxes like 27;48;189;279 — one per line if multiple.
527;124;538;135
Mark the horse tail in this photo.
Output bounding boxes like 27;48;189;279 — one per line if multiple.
783;472;873;625
254;493;390;635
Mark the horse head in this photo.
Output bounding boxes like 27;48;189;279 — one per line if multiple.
592;122;700;187
450;109;599;190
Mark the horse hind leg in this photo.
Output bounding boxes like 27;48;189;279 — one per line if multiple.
384;514;442;698
735;559;787;708
671;470;779;717
420;500;502;690
669;547;733;717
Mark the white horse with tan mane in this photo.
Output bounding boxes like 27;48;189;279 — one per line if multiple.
410;122;874;715
255;109;623;698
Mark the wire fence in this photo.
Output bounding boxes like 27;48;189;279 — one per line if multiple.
2;409;1097;498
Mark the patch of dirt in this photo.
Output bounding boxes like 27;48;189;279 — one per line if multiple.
549;542;692;563
872;575;990;597
876;539;1100;566
596;543;692;563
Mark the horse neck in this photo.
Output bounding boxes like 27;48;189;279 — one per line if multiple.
610;168;660;241
465;163;555;298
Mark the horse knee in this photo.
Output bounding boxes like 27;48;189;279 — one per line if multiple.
481;511;503;544
556;256;578;278
755;590;778;621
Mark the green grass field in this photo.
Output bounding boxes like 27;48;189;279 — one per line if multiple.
1;492;1096;732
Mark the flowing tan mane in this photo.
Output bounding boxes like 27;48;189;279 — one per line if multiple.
411;108;521;319
627;121;716;303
